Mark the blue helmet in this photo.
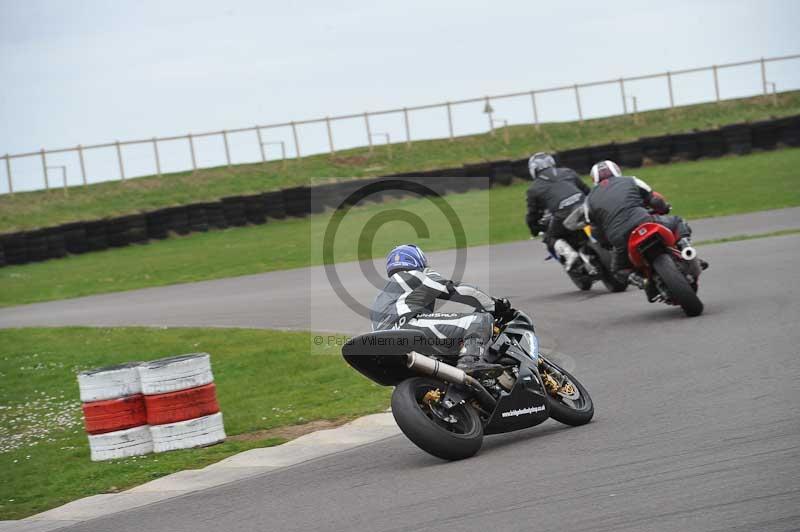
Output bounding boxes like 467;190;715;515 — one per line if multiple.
386;244;427;277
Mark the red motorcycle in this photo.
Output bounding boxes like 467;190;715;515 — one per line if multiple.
627;221;704;317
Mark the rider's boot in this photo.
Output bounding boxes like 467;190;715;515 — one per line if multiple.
627;271;646;290
644;277;660;302
457;338;503;376
554;239;580;272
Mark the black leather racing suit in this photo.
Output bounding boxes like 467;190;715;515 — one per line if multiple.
370;268;495;361
584;175;691;279
525;167;591;250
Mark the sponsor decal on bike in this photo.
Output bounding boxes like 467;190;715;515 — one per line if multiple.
501;405;546;418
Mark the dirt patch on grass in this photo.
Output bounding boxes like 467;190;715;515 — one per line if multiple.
227;416;358;443
329;155;372;167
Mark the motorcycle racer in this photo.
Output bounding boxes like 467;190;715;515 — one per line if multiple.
370;244;512;375
584;160;702;289
525;152;591;271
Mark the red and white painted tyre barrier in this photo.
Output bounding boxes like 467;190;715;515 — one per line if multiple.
139;353;225;453
82;394;147;435
150;412;226;453
78;353;225;460
78;364;151;461
77;362;142;402
138;353;214;395
144;383;220;425
87;425;153;461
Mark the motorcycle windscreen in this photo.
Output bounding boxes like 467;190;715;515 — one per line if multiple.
342;330;427;386
483;365;549;435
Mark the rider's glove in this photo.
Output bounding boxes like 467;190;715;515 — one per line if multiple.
650;192;671;215
492;297;513;320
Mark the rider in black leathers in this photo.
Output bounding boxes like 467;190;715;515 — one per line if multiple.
525;152;590;271
584;160;697;288
371;244;513;374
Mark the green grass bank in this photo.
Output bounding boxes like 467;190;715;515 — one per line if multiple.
0;327;388;519
2;91;799;232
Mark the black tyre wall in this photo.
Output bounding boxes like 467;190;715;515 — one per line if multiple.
721;124;752;155
640;135;672;164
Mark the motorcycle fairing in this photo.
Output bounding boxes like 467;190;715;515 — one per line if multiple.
627;222;677;269
483;361;549;435
342;329;431;386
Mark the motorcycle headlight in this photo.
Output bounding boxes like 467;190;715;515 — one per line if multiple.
519;331;539;360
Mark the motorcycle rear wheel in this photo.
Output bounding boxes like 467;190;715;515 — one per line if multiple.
391;377;483;461
652;253;704;317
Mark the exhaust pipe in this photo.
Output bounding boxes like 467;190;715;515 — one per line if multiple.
406;351;467;385
406;351;497;410
681;246;697;261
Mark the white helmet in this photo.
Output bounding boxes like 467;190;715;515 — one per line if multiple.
590;160;622;185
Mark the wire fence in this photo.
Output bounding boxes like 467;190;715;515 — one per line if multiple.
2;53;799;195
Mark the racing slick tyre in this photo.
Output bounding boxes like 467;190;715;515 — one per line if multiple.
391;377;483;461
567;271;592;291
540;357;594;426
652;253;704;317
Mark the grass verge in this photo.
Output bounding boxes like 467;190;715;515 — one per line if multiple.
0;327;389;520
1;149;799;308
694;228;800;246
2;91;799;232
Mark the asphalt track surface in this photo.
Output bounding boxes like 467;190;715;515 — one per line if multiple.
6;208;800;531
1;207;799;333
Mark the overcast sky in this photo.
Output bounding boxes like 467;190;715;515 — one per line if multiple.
1;0;798;191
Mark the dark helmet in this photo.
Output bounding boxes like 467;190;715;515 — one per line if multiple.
385;244;428;277
528;152;556;179
590;160;622;184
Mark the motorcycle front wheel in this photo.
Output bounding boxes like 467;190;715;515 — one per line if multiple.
391;377;484;460
591;244;628;292
652;253;704;317
539;357;594;426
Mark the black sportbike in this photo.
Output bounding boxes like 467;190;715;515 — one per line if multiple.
342;307;593;460
540;212;627;293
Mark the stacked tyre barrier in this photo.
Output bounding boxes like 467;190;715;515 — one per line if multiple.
221;197;248;227
3;114;799;269
616;141;643;168
77;353;225;461
78;363;152;462
139;354;225;453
